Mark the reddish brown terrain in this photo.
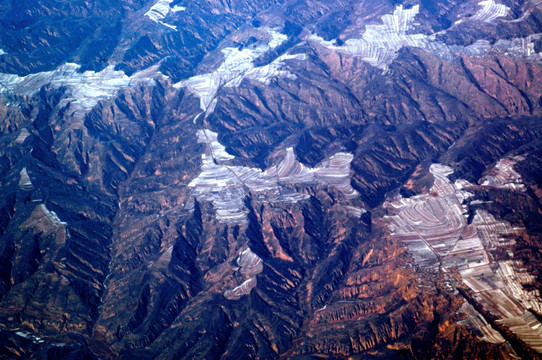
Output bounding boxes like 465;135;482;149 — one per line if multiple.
1;0;542;359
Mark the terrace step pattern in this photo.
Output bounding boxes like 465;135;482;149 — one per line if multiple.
386;163;542;352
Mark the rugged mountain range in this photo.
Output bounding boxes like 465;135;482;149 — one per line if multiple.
1;0;542;358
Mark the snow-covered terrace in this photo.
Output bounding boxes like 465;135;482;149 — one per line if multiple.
385;162;542;352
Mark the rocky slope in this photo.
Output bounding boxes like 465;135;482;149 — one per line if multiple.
1;0;542;359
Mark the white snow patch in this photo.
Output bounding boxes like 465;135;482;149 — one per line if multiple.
189;136;357;223
224;277;258;300
174;28;302;116
145;0;184;29
268;31;288;49
145;0;173;21
309;5;427;69
40;204;68;226
471;0;510;23
237;248;264;275
345;206;366;218
224;248;263;300
479;156;526;191
13;330;46;344
15;128;30;144
0;63;164;125
245;53;307;85
196;129;235;162
309;3;515;70
171;5;186;12
494;34;542;57
15;331;32;339
19;168;33;191
385;164;542;351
